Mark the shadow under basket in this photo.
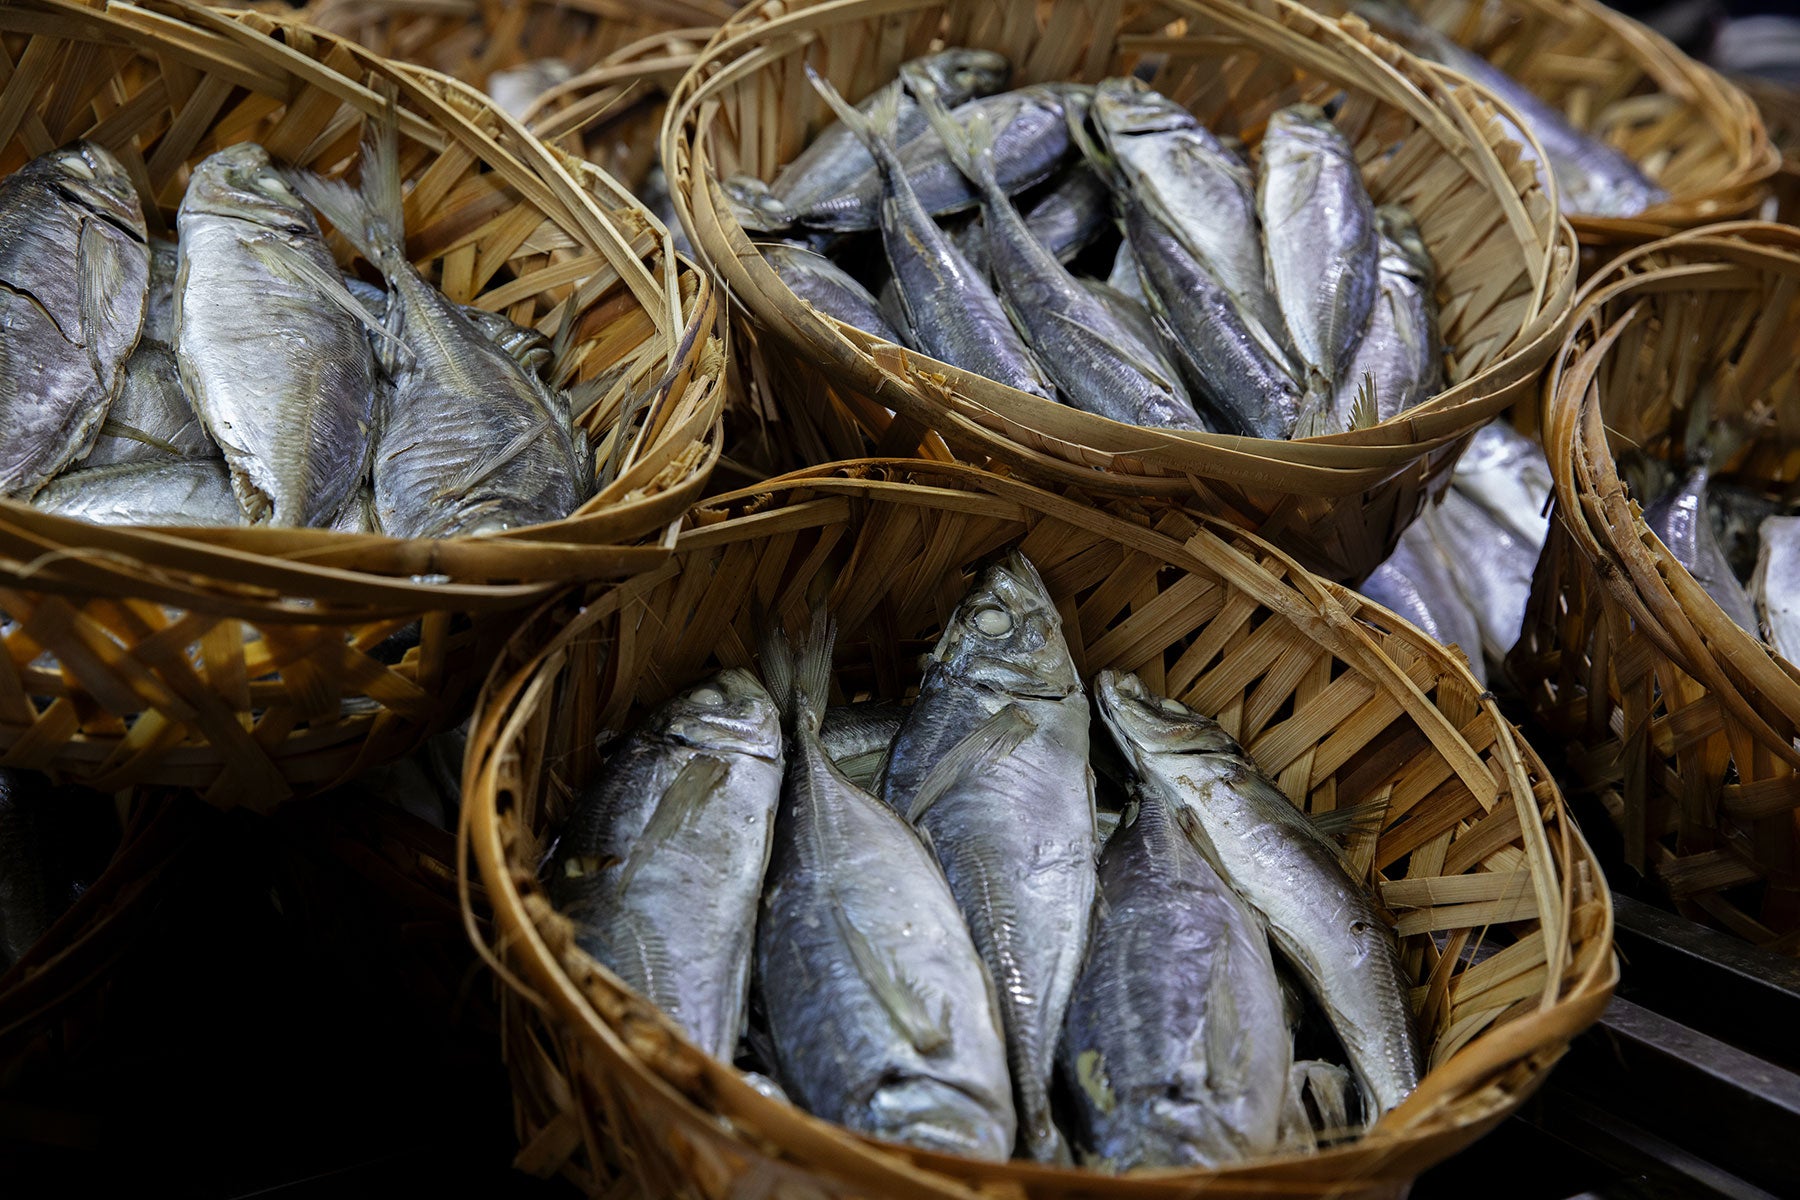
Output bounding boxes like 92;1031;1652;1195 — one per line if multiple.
1509;220;1800;955
464;460;1615;1199
0;0;727;808
664;0;1578;585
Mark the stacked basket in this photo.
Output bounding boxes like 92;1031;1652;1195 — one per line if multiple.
463;460;1616;1199
663;0;1579;585
0;0;725;809
1510;222;1800;953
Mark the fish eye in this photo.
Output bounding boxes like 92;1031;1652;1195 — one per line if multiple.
971;605;1012;636
691;685;725;706
62;155;96;181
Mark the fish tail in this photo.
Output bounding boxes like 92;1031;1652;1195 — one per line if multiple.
805;65;900;168
286;86;407;273
916;85;999;193
756;602;835;734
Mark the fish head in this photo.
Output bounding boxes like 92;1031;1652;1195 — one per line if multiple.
865;1077;1013;1162
1093;77;1199;140
930;551;1078;697
652;669;783;763
721;175;789;231
907;49;1011;106
42;141;145;233
1262;104;1348;160
180;142;318;235
1094;671;1244;769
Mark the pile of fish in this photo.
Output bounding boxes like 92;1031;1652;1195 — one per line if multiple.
547;552;1423;1169
0;125;590;536
1354;0;1667;218
1617;437;1800;668
0;767;120;976
727;50;1444;440
1360;421;1553;687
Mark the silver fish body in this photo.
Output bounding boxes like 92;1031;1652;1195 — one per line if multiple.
0;141;149;498
1451;421;1551;550
801;85;1082;231
1097;672;1422;1117
761;242;903;342
458;304;553;379
955;166;1112;277
759;614;1016;1161
1303;205;1441;435
79;341;214;467
1753;515;1800;664
1094;78;1284;343
820;699;908;789
1258;105;1378;403
176;142;378;526
1642;465;1759;638
1359;521;1488;687
1061;786;1291;1170
1128;197;1297;438
1081;280;1189;402
548;671;784;1061
881;551;1097;1162
294;127;588;538
1422;487;1541;665
812;72;1054;400
936;97;1199;429
737;50;1011;228
31;458;241;528
143;237;179;344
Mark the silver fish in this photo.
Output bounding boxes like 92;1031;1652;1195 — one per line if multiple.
881;551;1096;1162
1093;78;1284;345
730;50;1011;229
328;482;379;534
809;71;1054;401
294;117;587;538
929;94;1200;429
0;141;149;498
1097;672;1422;1116
1355;1;1666;218
1258;105;1378;406
1106;240;1149;306
0;769;119;973
954;167;1112;276
1422;487;1542;665
798;85;1083;231
1359;520;1489;687
1451;421;1551;550
758;611;1016;1160
458;304;553;379
143;236;178;344
1081;280;1189;403
820;699;908;789
1642;464;1759;638
548;671;784;1061
176;142;379;526
1753;515;1800;664
79;342;215;467
486;58;573;123
761;242;903;342
1060;784;1291;1170
31;458;241;528
1299;205;1441;436
1127;195;1295;438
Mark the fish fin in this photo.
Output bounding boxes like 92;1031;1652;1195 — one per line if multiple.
915;86;998;192
1349;374;1381;430
904;703;1037;825
758;602;835;734
755;609;796;723
1306;795;1388;841
616;753;728;892
831;903;951;1053
77;218;140;392
805;65;900;158
428;412;554;504
833;748;888;790
94;418;183;456
243;238;409;359
285;86;406;271
1291;396;1334;440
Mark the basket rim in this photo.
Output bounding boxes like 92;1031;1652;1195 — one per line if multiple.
1541;219;1800;767
0;0;725;610
459;457;1619;1194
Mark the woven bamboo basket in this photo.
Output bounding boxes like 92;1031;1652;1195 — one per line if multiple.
0;0;726;808
663;0;1578;585
1322;0;1779;248
1509;221;1800;954
462;459;1615;1198
287;0;730;190
0;791;206;1089
1736;75;1800;226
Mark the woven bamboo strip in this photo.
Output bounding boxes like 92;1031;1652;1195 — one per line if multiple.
0;0;725;806
663;0;1577;584
1509;221;1800;953
462;458;1615;1199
